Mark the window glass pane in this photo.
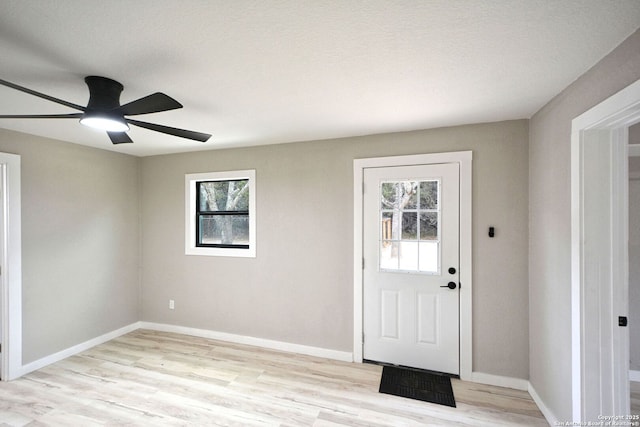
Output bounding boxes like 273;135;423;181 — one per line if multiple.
381;212;393;241
378;178;442;273
420;181;438;209
381;211;402;241
199;215;249;245
402;212;417;240
418;241;439;272
402;181;418;209
420;212;438;240
399;241;419;270
199;184;208;211
380;182;397;209
380;241;399;270
381;181;417;209
199;180;249;211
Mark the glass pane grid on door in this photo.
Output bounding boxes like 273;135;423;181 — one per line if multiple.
379;179;440;274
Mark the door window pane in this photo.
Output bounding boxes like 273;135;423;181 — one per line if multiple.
420;181;438;209
419;241;439;273
402;212;417;239
420;212;438;240
379;179;440;273
380;242;399;270
381;212;396;241
399;242;419;270
380;181;417;210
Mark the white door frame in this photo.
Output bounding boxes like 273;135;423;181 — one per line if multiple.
353;151;472;380
0;152;22;381
571;79;640;420
629;148;640;382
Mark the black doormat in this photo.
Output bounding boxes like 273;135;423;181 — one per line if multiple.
379;366;456;408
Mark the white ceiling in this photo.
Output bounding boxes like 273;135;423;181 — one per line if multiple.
0;1;638;157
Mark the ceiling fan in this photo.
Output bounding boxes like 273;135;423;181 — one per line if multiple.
0;76;212;144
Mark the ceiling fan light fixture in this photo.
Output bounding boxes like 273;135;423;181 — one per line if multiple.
80;113;129;132
0;75;212;144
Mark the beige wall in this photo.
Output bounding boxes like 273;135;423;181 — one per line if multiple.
0;128;140;364
529;28;640;421
141;119;530;379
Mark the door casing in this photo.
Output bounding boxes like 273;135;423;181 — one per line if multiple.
0;152;21;381
353;151;472;380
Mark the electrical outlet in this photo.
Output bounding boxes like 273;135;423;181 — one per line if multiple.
169;299;175;310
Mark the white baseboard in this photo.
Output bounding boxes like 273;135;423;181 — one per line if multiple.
528;382;558;427
631;370;640;381
469;371;529;391
139;322;354;363
20;322;141;376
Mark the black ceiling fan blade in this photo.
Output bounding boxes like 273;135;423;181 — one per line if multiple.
0;113;84;119
107;131;133;144
127;119;211;142
119;93;183;116
0;78;86;112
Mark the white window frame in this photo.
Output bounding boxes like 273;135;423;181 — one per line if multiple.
185;170;256;257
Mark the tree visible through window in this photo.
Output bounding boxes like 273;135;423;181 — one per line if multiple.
185;169;255;257
379;179;440;272
197;179;249;248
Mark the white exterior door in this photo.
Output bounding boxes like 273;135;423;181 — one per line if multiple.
363;163;460;375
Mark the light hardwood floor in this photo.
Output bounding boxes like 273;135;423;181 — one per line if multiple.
632;381;640;415
0;329;547;426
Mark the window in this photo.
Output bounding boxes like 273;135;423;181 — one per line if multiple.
197;179;249;248
379;179;440;273
185;170;256;257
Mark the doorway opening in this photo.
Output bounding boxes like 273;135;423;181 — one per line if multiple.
627;127;640;414
571;79;640;420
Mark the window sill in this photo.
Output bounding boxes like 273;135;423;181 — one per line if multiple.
185;246;255;258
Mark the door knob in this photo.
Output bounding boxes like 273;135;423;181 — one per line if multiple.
440;282;457;290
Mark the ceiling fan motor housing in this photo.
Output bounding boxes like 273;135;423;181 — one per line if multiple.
84;76;124;112
80;76;129;132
